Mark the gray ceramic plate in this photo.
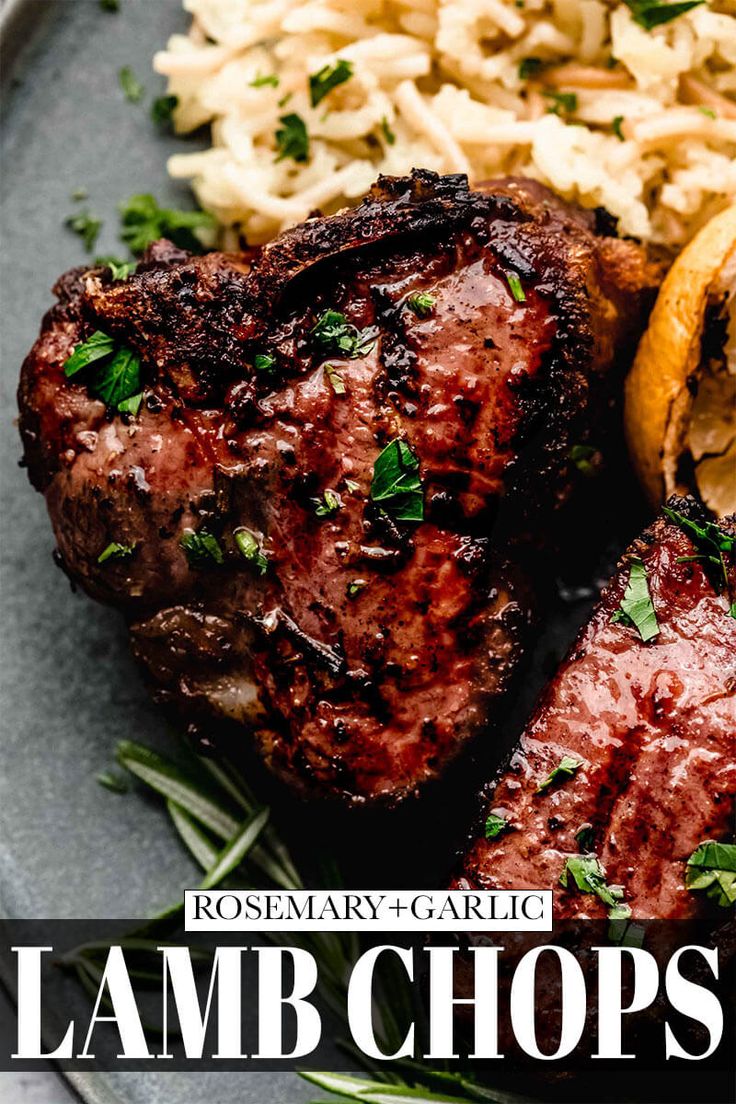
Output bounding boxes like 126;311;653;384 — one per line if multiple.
0;1;315;1100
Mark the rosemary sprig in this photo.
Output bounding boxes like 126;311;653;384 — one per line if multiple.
92;738;514;1100
300;1069;520;1102
116;740;301;890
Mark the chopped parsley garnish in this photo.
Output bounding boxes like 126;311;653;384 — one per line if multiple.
518;57;543;80
485;813;508;840
235;530;268;575
106;259;136;281
117;391;144;417
612;115;625;141
685;841;736;907
730;602;736;619
65;209;102;253
663;506;734;591
560;854;629;918
608;902;633;921
97;541;135;564
611;557;659;642
71;188;88;202
254;353;277;377
347;578;369;598
544;91;578;116
537;754;582;793
575;823;595;851
623;0;704;31
250;73;280;88
380;116;396;145
312;310;377;359
151;94;179;127
180;529;224;569
63;331;116;377
699;106;717;119
99;0;119;10
62;335;139;418
324;363;346;394
309;59;353;107
119;193;215;255
275;113;309;163
370;439;424;523
313;489;342;518
406;292;435;318
344;478;360;494
569;443;598;477
505;271;526;302
119;65;144;103
93;347;141;408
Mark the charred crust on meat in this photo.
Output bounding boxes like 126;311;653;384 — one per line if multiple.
454;498;736;913
18;172;660;804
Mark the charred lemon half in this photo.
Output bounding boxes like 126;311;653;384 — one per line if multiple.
625;205;736;518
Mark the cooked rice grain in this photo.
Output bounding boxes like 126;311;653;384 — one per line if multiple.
155;0;736;246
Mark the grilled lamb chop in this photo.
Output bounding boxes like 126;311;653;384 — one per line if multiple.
18;171;657;804
454;497;736;917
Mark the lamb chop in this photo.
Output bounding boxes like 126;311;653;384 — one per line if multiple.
454;497;736;918
18;171;658;804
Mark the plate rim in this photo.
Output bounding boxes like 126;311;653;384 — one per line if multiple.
0;0;56;91
1;8;136;1099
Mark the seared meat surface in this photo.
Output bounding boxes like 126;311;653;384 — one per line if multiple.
454;497;736;917
19;172;657;803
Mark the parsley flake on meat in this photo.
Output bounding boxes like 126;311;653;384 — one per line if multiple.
537;754;582;793
313;489;342;518
235;530;268;575
569;443;598;477
575;823;595;851
685;841;736;907
611;557;659;642
63;331;116;377
92;347;141;409
324;363;346;394
106;259;136;281
560;854;631;919
406;292;435;318
63;331;141;413
180;530;224;569
505;272;526;302
97;542;135;564
117;391;144;417
485;813;508;839
664;506;734;590
370;439;424;523
312;310;377;358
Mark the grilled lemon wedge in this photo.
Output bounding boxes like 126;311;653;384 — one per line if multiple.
625;205;736;518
